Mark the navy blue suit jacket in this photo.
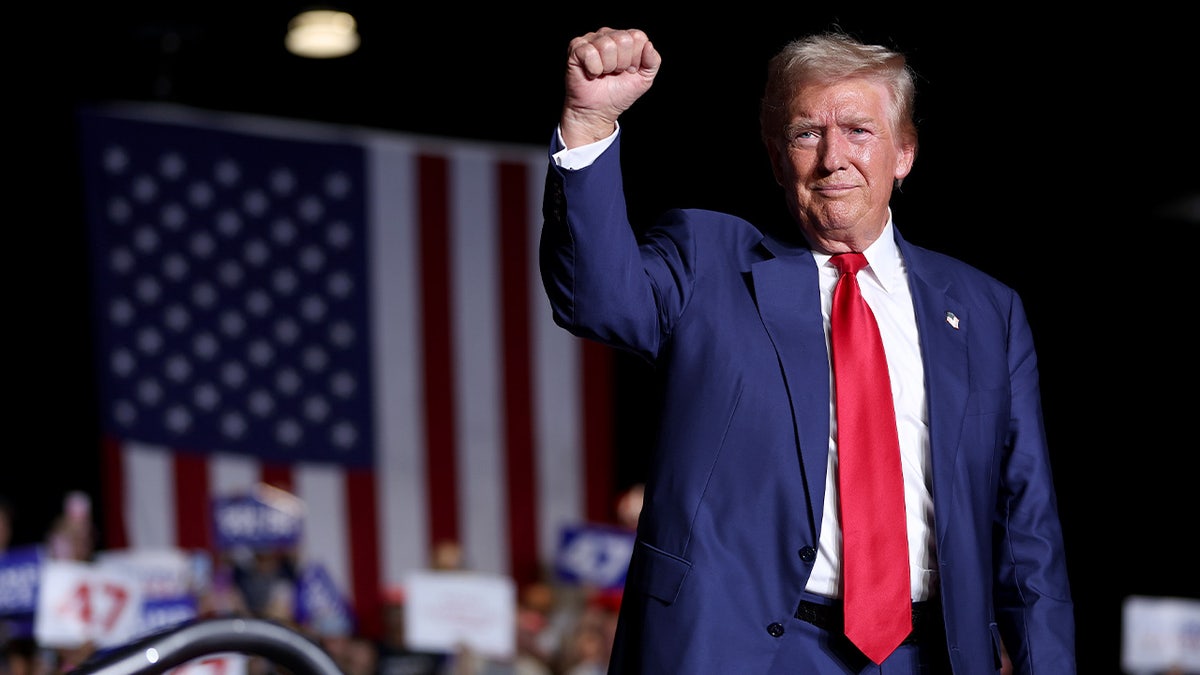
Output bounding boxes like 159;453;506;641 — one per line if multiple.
539;134;1075;674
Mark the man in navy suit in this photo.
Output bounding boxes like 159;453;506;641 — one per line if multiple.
540;27;1075;674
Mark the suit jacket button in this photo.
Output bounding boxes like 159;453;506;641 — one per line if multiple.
798;546;817;562
767;622;785;637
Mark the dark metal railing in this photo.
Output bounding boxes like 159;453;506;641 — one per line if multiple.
70;618;342;675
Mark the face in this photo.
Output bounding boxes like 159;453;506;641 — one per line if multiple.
767;77;915;254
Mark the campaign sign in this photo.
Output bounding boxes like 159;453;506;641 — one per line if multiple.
95;548;202;639
1121;594;1200;674
404;570;515;660
296;561;355;634
211;487;304;551
554;523;635;591
0;545;44;615
95;548;198;600
139;596;200;640
34;559;144;649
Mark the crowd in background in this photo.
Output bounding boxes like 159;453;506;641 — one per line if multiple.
0;487;644;675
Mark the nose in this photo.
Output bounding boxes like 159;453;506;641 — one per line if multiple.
817;132;849;172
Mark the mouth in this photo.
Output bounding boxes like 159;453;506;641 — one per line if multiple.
811;183;857;196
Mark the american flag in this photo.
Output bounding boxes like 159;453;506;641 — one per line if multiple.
78;102;615;639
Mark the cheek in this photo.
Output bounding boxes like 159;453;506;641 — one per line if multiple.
852;144;879;165
856;148;900;180
783;152;816;179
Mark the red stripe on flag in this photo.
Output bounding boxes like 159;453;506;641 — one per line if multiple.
101;436;128;549
498;161;538;588
583;341;615;524
345;467;382;639
173;451;212;550
419;154;460;552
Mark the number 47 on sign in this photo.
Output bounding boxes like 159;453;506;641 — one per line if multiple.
34;559;145;649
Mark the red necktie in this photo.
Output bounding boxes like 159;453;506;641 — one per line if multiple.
829;253;912;664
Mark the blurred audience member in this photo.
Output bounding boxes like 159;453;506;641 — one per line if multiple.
231;547;298;625
430;541;465;572
375;587;447;675
341;635;380;675
312;612;358;675
45;492;95;562
0;637;44;675
555;598;617;675
558;627;606;675
515;582;556;669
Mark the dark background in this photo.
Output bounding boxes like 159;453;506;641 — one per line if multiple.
9;4;1198;672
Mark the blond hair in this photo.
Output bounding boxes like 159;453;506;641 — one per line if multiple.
759;32;918;153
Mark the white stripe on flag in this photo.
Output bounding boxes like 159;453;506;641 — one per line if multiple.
450;145;507;575
123;441;174;549
294;463;350;596
367;135;429;586
210;453;259;498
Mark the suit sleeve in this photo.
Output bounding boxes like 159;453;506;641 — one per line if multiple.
539;132;694;363
995;291;1076;673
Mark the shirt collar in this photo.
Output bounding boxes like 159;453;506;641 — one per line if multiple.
811;213;903;293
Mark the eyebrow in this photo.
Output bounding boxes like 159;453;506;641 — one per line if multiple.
787;113;878;131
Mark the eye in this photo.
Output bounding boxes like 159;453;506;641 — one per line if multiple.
786;128;819;148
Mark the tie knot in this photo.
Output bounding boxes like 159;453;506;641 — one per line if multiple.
830;252;868;277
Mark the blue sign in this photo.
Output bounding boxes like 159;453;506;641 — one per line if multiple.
211;491;304;551
0;545;43;615
554;524;635;590
141;596;199;636
296;561;355;635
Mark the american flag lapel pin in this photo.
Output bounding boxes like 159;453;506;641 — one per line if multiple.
945;311;960;330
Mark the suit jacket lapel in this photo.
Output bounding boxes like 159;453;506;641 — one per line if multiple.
752;240;831;523
899;237;970;550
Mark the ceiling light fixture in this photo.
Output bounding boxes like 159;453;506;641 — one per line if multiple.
285;9;360;59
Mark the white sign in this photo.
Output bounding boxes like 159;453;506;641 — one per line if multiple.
94;548;197;600
1122;595;1200;674
34;560;144;648
403;570;515;660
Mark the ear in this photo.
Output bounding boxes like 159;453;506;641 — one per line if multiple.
894;141;916;181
